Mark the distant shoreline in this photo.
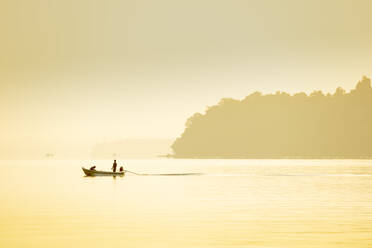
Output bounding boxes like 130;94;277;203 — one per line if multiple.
166;154;372;159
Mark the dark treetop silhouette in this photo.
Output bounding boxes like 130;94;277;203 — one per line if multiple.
172;77;372;158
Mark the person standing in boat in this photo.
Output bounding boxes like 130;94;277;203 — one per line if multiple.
112;160;117;172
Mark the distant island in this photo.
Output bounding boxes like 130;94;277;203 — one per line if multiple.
171;77;372;159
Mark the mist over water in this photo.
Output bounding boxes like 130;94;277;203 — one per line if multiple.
1;159;371;248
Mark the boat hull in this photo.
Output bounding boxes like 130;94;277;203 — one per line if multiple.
82;167;125;176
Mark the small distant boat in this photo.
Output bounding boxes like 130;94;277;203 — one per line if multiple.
82;167;125;176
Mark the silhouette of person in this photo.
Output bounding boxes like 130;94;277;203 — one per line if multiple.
112;160;117;172
119;166;124;172
90;166;96;170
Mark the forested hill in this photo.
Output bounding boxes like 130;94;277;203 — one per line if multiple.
171;77;372;158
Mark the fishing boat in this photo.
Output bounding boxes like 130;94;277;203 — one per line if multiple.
82;167;125;176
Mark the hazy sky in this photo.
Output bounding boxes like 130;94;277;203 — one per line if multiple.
1;0;372;157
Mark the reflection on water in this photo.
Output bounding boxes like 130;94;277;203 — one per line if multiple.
0;159;371;248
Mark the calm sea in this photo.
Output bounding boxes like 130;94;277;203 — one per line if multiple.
0;159;371;248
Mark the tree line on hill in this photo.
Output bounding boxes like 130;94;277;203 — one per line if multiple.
171;76;372;158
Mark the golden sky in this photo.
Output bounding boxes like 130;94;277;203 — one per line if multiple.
1;0;372;157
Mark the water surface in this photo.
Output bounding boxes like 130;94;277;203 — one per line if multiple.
0;159;371;247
